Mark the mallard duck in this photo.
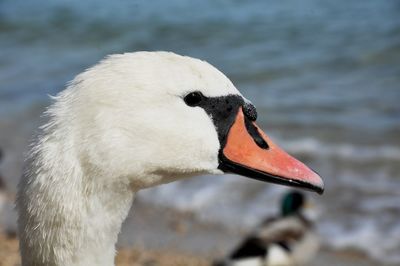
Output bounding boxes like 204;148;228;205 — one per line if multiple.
214;191;319;266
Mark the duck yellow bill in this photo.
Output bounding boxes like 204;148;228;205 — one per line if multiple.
219;108;324;194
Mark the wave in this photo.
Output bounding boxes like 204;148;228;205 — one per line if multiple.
282;137;400;162
321;220;400;264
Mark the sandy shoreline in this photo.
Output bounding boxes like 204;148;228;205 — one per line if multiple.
0;201;395;266
118;201;396;266
0;233;209;266
0;233;393;266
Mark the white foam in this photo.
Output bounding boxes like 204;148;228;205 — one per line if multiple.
320;220;400;264
281;137;400;162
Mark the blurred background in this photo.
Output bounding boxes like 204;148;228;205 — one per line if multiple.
0;0;399;265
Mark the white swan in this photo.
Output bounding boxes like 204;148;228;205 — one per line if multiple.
17;51;323;266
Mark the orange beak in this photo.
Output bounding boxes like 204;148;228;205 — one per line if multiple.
219;108;324;194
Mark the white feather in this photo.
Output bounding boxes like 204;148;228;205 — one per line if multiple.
231;257;264;266
266;245;293;266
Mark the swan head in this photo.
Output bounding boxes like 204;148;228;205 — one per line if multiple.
54;51;323;193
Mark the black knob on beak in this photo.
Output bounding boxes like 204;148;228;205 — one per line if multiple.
243;102;257;121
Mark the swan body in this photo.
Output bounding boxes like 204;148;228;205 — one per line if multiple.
17;52;323;266
214;191;320;266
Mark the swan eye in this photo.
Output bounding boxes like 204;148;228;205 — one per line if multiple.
184;91;203;107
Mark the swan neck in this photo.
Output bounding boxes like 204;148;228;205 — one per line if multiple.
18;136;135;266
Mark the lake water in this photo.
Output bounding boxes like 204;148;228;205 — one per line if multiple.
0;0;399;263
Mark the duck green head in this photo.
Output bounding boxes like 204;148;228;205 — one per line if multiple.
281;191;304;216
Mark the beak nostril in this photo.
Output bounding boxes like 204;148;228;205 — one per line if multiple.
244;117;269;150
